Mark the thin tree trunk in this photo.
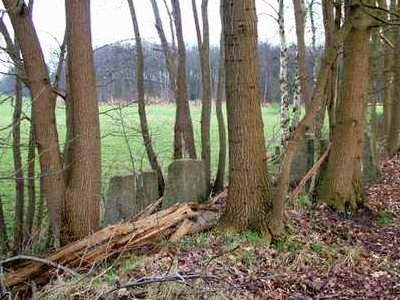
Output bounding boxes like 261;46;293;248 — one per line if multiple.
212;33;226;195
292;0;311;111
25;122;36;238
3;0;66;247
127;0;165;196
320;2;373;211
382;0;396;148
308;0;318;85
171;0;197;159
192;0;212;193
367;29;381;178
65;0;101;240
221;0;272;237
34;177;45;232
324;0;338;139
387;1;400;155
149;0;177;102
0;194;9;254
13;65;25;253
278;0;290;149
292;47;301;127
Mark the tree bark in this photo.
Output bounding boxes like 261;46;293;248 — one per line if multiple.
320;2;373;211
221;0;272;236
127;0;165;196
65;0;101;240
171;0;197;159
192;0;212;193
13;66;25;253
3;0;66;246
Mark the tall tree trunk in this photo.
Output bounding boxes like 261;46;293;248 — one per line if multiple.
212;33;227;195
387;1;400;155
171;0;197;159
278;0;290;148
3;0;66;247
308;0;318;85
65;0;101;240
293;0;311;111
320;2;373;211
127;0;165;196
221;0;272;237
323;0;338;139
382;0;396;148
13;67;25;253
192;0;212;193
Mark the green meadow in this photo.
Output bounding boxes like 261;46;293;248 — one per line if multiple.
0;99;281;226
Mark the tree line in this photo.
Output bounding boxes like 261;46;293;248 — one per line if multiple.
0;0;399;254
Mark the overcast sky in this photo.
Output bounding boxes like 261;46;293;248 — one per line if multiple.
1;0;323;67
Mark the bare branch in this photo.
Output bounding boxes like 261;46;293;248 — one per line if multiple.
0;255;80;277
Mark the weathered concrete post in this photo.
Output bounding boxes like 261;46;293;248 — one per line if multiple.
103;171;158;225
163;159;208;208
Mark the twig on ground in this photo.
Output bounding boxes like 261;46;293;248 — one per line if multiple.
97;272;220;300
0;255;80;278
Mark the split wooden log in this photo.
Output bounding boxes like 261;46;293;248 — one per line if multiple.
2;201;221;288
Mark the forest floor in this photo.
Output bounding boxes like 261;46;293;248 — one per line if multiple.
36;155;400;299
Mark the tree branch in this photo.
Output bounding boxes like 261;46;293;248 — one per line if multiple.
0;255;80;278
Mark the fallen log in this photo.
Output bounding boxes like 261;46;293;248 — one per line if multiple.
2;200;222;289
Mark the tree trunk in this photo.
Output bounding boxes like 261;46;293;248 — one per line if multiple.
149;0;177;102
278;0;290;148
320;3;372;211
292;0;311;111
13;67;25;253
171;0;197;159
383;0;396;148
212;33;226;195
65;0;101;240
34;177;45;233
127;0;165;196
292;48;301;127
308;0;318;85
323;0;338;139
3;0;66;247
221;0;272;236
0;194;9;254
387;2;400;155
25;121;36;239
192;0;212;193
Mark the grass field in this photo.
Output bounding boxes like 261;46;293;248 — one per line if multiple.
0;99;281;227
